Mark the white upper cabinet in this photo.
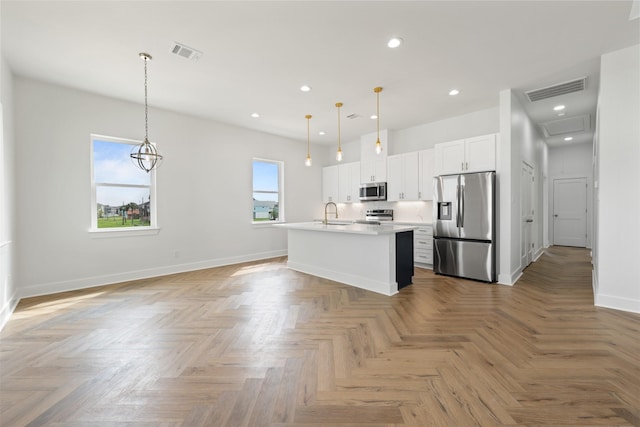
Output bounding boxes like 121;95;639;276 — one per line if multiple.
323;162;361;204
387;152;419;202
418;148;435;200
361;157;387;184
465;134;496;173
322;165;339;203
360;129;389;183
338;162;360;203
435;139;465;175
386;155;402;201
434;133;496;175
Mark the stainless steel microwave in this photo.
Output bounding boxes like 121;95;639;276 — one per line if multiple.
359;182;387;201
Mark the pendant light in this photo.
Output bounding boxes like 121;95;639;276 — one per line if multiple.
335;102;343;162
373;86;383;154
305;114;312;167
130;52;163;173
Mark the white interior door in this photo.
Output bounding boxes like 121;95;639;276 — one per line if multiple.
521;163;534;268
553;177;587;247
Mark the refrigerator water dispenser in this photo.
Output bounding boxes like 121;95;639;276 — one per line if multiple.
437;202;452;220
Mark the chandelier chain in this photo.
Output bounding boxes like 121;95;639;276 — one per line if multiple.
144;57;149;141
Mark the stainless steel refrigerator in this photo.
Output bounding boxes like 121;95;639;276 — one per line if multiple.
433;171;496;282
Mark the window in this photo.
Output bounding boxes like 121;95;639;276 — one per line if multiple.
252;158;283;223
90;134;157;231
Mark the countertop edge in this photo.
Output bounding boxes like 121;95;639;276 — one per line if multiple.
273;222;418;235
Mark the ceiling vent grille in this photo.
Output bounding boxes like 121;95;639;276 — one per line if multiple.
346;113;361;120
170;42;203;61
525;77;587;102
541;114;591;137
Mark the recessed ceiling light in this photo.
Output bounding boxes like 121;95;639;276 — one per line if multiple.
449;89;460;96
318;131;326;136
370;115;378;120
300;85;312;92
387;37;403;48
564;136;573;141
553;105;566;111
251;113;260;118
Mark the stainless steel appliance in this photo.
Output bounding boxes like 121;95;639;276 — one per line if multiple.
364;209;393;223
359;182;387;201
433;171;496;282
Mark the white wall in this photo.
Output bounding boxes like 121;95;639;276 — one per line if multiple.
390;107;499;155
498;89;548;285
594;44;640;313
548;142;593;248
540;144;550;248
0;54;17;329
14;77;324;298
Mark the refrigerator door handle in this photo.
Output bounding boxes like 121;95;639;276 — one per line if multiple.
459;184;465;228
456;184;461;227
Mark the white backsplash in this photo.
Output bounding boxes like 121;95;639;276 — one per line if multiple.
332;200;433;223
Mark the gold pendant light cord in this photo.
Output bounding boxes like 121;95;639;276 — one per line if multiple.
336;102;342;153
306;114;311;156
376;90;380;141
337;104;341;151
374;87;383;152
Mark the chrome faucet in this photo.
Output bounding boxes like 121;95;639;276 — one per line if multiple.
324;202;338;224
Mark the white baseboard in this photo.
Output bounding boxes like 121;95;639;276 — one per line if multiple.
533;248;545;262
595;293;640;314
287;260;398;296
498;268;522;286
0;296;19;332
18;250;288;300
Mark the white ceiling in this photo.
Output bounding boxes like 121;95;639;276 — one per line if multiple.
2;1;639;149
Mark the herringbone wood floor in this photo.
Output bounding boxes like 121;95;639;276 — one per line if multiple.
1;246;639;426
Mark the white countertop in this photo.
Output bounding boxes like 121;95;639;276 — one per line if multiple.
274;222;417;235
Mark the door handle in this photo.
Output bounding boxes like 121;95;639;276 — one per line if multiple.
459;185;465;228
456;185;461;227
526;219;533;223
554;214;558;217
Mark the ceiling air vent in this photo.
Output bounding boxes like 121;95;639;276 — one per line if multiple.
541;114;591;137
346;113;361;119
525;77;587;102
170;42;203;61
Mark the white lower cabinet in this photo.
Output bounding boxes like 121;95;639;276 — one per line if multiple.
413;224;433;268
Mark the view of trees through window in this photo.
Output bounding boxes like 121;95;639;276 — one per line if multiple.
252;159;281;222
92;136;154;229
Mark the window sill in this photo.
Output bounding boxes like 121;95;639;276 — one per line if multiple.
252;221;284;227
89;227;161;238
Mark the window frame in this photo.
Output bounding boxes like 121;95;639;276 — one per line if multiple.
252;157;284;225
89;134;159;235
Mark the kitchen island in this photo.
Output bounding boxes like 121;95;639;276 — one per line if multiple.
274;222;417;296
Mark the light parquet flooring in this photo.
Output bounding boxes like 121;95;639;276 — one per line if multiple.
1;246;639;426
